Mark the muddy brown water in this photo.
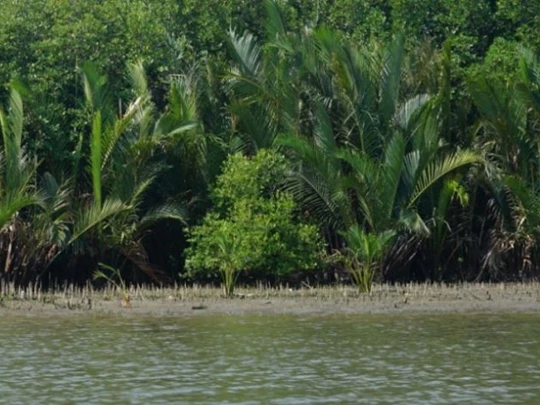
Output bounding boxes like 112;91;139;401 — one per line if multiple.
1;313;540;404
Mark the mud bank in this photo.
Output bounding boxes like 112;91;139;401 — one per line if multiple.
1;283;540;317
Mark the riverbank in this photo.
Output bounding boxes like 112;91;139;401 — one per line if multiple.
1;282;540;317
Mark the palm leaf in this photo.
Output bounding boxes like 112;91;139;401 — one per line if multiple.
90;111;102;207
393;94;431;131
140;202;188;229
0;193;36;231
70;198;127;244
518;50;540;114
381;132;406;221
228;30;262;78
81;62;111;115
379;34;405;126
408;150;479;208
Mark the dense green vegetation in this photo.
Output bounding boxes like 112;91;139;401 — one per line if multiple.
186;150;323;295
1;0;540;292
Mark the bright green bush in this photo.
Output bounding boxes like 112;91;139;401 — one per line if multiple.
185;150;324;295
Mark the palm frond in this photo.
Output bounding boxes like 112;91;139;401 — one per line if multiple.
37;172;71;215
286;170;345;229
518;49;540;114
381;132;406;220
313;103;337;156
6;87;23;150
0;193;36;231
81;62;111;115
379;34;405;126
140;201;188;229
128;61;149;98
408;150;479;207
90;111;102;207
71;198;127;244
393;94;431;130
228;30;262;78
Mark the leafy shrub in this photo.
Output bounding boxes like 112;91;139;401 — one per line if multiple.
185;149;324;295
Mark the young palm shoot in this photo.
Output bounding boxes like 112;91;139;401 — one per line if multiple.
214;234;243;298
341;225;395;294
93;263;131;308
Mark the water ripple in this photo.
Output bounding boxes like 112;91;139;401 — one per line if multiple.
0;313;540;403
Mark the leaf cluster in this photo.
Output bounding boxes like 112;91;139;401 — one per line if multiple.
186;150;323;280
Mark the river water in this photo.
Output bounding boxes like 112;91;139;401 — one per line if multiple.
1;313;540;404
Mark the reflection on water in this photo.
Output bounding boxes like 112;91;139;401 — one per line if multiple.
1;313;540;404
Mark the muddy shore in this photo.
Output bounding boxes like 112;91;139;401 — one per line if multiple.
1;283;540;317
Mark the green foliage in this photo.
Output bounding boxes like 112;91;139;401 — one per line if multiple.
496;0;540;52
318;0;391;43
0;86;38;230
340;226;395;293
3;0;540;287
186;150;323;295
467;38;521;84
212;148;287;207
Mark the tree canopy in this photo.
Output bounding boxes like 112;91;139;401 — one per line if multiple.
1;0;540;290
